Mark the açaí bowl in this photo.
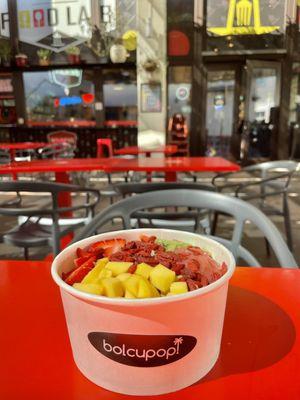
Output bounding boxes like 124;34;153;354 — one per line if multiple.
51;228;236;396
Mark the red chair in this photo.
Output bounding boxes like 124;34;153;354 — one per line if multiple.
97;138;114;158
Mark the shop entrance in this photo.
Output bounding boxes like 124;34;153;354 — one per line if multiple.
204;60;281;161
243;60;281;160
205;66;238;158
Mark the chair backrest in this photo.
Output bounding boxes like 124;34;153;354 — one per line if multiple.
245;160;299;178
38;142;74;159
72;189;298;268
47;131;77;146
97;138;114;158
0;181;100;255
0;148;10;164
114;182;215;196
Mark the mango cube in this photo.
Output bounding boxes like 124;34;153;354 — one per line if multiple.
122;275;141;297
105;261;132;276
149;264;176;294
137;278;154;298
135;263;153;279
73;283;103;295
117;273;132;282
125;290;136;299
98;269;113;279
101;278;124;297
151;285;160;297
169;282;188;295
81;258;109;284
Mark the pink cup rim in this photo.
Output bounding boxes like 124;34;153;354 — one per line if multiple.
51;229;236;307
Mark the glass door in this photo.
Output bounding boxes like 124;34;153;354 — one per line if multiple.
244;60;281;159
205;68;236;157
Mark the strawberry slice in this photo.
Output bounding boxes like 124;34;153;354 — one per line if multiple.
76;247;91;258
88;238;125;256
74;255;91;268
64;256;96;285
88;238;125;251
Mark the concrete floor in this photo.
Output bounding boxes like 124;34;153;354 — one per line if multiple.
0;171;299;267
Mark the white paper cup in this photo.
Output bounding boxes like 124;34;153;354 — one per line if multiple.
51;229;235;395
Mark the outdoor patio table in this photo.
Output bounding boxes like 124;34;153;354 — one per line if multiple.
0;156;240;183
0;142;47;160
0;157;239;213
114;145;178;157
0;261;299;399
0;142;47;180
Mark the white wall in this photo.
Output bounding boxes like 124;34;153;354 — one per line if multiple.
136;0;167;147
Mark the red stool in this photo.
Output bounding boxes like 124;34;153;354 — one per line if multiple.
97;138;114;158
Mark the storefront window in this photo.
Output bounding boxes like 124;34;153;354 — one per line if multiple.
24;69;95;125
15;0;136;65
103;69;137;123
206;0;286;52
289;63;300;125
0;0;9;37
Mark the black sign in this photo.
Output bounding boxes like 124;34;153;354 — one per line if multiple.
88;332;197;368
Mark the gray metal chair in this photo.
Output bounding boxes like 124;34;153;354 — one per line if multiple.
72;189;298;268
0;181;100;258
0;148;11;164
212;160;299;250
38;142;75;159
114;182;215;232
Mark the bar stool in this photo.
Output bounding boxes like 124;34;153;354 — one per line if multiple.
96;138;114;158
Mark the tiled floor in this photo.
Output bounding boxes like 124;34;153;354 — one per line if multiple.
0;171;299;267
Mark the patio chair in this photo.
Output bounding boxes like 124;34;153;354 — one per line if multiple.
71;189;298;268
38;142;75;159
212;160;299;250
47;130;77;146
0;149;10;164
113;182;215;232
0;181;100;258
95;138;135;203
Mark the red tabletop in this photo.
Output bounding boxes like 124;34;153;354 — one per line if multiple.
0;142;46;151
114;145;178;156
0;262;299;400
0;157;240;175
100;157;240;173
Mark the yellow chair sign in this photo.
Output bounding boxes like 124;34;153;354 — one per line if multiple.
208;0;279;36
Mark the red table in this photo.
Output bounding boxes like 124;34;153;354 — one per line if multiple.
0;142;47;180
114;145;178;157
101;156;239;181
0;156;240;182
0;142;46;160
1;261;299;399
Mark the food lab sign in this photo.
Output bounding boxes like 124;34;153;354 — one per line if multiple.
16;0;92;52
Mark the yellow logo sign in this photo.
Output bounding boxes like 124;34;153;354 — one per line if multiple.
208;0;279;36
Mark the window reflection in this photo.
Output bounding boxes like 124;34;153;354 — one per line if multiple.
24;70;95;125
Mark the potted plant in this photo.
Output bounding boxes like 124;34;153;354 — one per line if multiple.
65;46;81;64
142;58;159;73
37;49;51;66
109;38;127;63
0;40;12;67
15;53;28;67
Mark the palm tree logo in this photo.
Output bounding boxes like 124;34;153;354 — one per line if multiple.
174;337;183;352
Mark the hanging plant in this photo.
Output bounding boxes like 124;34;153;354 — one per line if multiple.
142;58;159;73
